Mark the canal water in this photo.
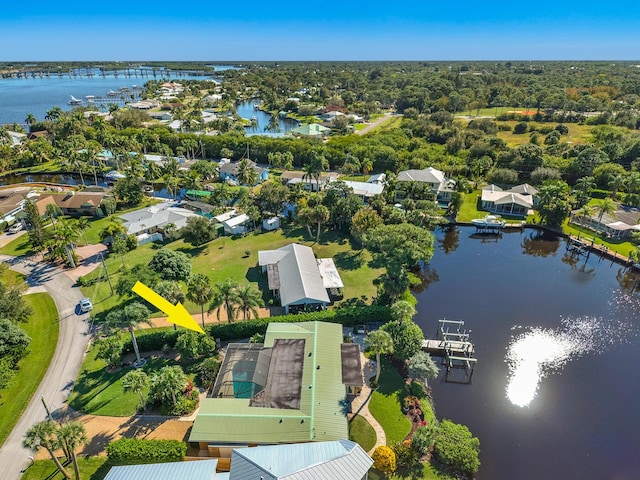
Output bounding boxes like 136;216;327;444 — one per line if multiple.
415;226;640;479
0;65;237;126
235;100;299;136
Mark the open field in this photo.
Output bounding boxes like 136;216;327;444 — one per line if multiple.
496;121;591;146
0;293;58;447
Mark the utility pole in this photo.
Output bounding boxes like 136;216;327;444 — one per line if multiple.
100;253;114;295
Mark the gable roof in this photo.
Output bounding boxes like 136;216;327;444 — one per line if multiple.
291;123;331;137
230;440;372;480
103;459;219;480
219;159;266;177
259;244;330;307
481;184;535;208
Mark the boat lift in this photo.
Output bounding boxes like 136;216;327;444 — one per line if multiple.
422;319;477;384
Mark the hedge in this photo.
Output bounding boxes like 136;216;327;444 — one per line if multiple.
123;306;392;352
106;438;186;465
208;305;392;341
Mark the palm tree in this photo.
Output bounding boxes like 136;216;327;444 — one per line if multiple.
391;300;416;324
209;278;240;322
265;112;281;133
237;158;258;187
235;284;264;320
144;162;162;197
151;365;188;406
106;302;151;366
122;369;150;410
608;174;627;201
595;197;617;238
312;204;330;242
77;217;89;245
23;421;72;479
25;113;37;133
56;421;88;480
365;330;394;384
187;273;214;329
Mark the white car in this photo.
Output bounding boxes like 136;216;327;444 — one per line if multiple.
79;298;93;313
8;222;23;233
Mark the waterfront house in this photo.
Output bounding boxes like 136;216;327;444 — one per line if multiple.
570;204;640;239
396;166;456;204
189;321;357;459
35;191;108;217
342;180;384;201
480;184;536;217
291;123;331;138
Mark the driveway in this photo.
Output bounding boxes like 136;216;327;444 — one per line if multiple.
0;253;94;480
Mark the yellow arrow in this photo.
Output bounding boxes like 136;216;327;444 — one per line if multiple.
132;281;205;334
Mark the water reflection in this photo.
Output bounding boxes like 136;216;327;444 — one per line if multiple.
520;230;560;257
506;316;634;408
410;264;440;294
437;226;460;254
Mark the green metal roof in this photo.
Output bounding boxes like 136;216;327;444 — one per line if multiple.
190;321;348;445
186;189;212;197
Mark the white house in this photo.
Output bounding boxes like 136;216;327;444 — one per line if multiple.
480;184;537;217
396;166;456;204
222;213;251;236
262;216;280;231
119;202;199;242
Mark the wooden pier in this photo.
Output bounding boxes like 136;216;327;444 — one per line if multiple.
566;235;633;267
422;319;477;384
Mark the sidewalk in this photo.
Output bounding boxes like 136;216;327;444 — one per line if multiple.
350;352;386;454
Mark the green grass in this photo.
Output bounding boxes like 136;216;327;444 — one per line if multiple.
0;233;33;257
0;293;59;447
349;414;376;451
68;329;200;416
21;457;110;480
368;358;412;444
496;121;591;147
369;463;456;480
81;227;382;321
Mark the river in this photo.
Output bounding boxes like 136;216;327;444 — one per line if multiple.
0;65;238;126
236;100;299;136
415;226;640;479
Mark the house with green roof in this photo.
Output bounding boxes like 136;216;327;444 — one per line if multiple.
189;321;362;460
291;123;330;138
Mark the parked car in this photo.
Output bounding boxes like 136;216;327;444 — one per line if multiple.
8;222;23;234
79;297;93;313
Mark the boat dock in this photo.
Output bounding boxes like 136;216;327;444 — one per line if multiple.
422;319;477;383
566;235;633;267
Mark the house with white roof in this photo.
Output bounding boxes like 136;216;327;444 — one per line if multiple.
570;203;640;239
258;243;343;313
395;166;456;204
222;213;251;236
230;440;372;479
119;201;199;242
342;180;384;201
480;184;537;217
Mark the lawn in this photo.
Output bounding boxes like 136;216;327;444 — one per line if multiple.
68;329;201;416
349;414;376;452
368;358;412;445
0;293;59;447
0;232;33;257
369;464;455;480
496;121;591;147
81;226;382;321
22;457;110;480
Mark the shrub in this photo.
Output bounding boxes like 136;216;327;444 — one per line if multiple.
433;419;480;476
123;330;180;353
392;440;420;469
412;420;440;454
175;330;216;360
167;393;199;416
372;445;396;475
513;121;528;134
106;438;186;464
197;356;221;391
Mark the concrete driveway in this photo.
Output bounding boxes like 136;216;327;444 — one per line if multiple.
0;253;93;480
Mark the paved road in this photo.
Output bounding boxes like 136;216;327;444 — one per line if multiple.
0;253;91;480
355;112;400;136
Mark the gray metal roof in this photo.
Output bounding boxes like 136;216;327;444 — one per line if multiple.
397;166;445;184
119;202;198;235
103;459;219;480
229;440;373;480
260;244;330;307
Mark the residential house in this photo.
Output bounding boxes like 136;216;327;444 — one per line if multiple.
280;170;339;192
189;321;359;460
262;216;280;231
119;201;199;241
103;460;219;480
290;123;331;138
367;173;386;184
0;189;35;225
147;111;173;121
222;213;251;236
480;184;537;217
218;160;268;185
5;131;27;147
230;440;372;479
258;243;343;313
395;167;456;204
342;180;384;201
571;204;640;239
36;191;108;217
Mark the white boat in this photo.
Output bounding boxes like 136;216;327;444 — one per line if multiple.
471;214;506;229
68;95;83;105
104;170;126;180
107;90;119;96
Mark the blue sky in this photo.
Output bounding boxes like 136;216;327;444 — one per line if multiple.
2;1;640;60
